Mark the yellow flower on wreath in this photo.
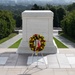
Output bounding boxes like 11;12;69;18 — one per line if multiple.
29;34;46;53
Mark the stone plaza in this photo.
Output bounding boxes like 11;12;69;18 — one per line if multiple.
0;48;75;75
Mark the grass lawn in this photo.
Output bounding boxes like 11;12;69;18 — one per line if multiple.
9;37;68;48
0;33;17;44
59;32;75;43
9;38;22;48
53;37;68;48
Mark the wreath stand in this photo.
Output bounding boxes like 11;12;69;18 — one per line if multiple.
22;51;47;75
30;39;47;68
22;34;47;75
31;51;47;68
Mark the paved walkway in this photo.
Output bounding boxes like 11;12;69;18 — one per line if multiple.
0;29;75;48
53;30;75;48
0;34;22;48
0;48;75;75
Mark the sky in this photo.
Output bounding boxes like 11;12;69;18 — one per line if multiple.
1;0;75;3
18;0;75;4
0;0;75;4
14;0;75;2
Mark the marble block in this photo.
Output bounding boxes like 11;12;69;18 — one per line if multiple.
17;10;57;54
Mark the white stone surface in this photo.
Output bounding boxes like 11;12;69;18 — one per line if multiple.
54;69;68;75
47;55;59;68
66;54;75;57
57;54;71;68
0;57;8;64
67;57;75;64
17;10;57;54
27;56;48;65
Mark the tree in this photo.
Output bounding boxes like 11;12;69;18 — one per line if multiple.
50;7;59;27
14;14;22;27
31;4;45;10
0;10;16;39
57;7;66;26
61;10;75;38
31;4;39;10
43;5;59;27
67;3;75;11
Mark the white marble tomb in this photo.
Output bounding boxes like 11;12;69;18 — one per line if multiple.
17;10;57;54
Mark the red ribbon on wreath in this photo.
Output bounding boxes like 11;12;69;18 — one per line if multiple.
38;40;41;48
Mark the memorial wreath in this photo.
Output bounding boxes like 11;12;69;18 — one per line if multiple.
29;34;46;53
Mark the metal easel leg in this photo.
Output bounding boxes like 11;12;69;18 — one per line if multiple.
23;52;47;74
40;52;47;68
23;52;35;74
31;52;35;64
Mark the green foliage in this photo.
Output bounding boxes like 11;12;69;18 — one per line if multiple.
14;14;22;27
9;37;68;48
0;33;17;44
67;3;75;11
0;10;16;39
53;37;68;48
57;7;66;26
0;5;32;28
61;10;75;38
51;7;59;27
31;4;45;10
31;4;40;10
0;4;67;27
0;3;75;28
9;38;22;48
59;32;75;43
